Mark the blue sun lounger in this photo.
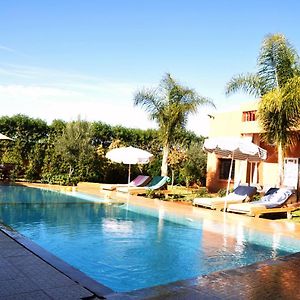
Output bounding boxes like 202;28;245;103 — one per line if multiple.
227;188;297;218
193;185;257;210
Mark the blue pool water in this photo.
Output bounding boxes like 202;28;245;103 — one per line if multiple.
0;185;299;292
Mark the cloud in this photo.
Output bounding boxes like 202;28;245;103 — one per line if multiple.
0;63;210;135
0;83;156;130
0;83;210;135
0;64;147;99
42;99;157;130
0;63;61;79
0;82;149;123
0;84;79;99
187;111;211;136
0;63;152;86
0;45;15;53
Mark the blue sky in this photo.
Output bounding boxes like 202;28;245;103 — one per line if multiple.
1;0;300;135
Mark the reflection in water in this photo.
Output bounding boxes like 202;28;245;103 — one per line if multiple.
235;222;246;254
272;234;281;258
157;207;165;240
102;219;134;235
0;185;296;292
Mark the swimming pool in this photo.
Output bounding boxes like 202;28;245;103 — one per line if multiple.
0;185;299;292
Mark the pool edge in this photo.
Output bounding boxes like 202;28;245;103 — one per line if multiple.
0;223;114;298
104;251;300;299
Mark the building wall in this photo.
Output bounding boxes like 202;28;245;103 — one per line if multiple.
206;101;300;192
209;110;242;138
206;108;242;192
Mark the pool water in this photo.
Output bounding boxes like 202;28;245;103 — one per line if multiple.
0;185;298;292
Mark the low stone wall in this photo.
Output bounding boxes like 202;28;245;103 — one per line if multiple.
77;182;101;189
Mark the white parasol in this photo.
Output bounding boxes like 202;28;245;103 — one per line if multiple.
204;137;267;195
0;133;13;140
106;146;153;184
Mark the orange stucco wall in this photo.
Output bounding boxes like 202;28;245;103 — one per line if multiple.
206;102;260;192
206;101;300;192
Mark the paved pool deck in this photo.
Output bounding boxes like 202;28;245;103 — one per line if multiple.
0;229;103;299
106;251;300;300
1;182;300;299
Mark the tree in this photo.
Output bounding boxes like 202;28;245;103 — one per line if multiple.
226;33;300;186
180;142;207;187
0;114;49;176
134;73;214;176
54;118;95;184
168;145;188;186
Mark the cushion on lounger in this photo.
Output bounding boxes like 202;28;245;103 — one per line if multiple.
233;185;257;197
264;187;279;196
249;188;292;208
263;189;292;208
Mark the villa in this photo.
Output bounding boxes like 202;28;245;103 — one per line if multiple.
206;101;300;194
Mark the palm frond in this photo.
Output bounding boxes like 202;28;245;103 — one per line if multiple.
225;73;263;97
281;76;300;124
134;73;215;145
257;80;300;150
258;33;300;90
161;73;176;91
133;89;163;121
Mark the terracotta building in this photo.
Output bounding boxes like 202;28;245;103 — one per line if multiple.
206;101;300;193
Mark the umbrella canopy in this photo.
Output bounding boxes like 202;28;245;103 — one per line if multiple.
106;146;153;184
203;137;267;195
204;137;267;161
0;133;13;140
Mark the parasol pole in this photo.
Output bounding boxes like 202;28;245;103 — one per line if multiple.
225;150;235;212
128;164;131;185
250;161;253;184
253;162;258;184
226;151;234;196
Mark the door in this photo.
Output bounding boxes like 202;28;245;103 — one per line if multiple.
283;158;299;189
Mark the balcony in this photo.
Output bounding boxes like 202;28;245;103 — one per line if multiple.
241;110;261;134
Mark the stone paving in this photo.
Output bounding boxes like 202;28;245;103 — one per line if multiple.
0;230;102;300
106;252;300;300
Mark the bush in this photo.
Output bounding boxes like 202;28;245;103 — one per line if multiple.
217;188;227;197
194;187;211;198
41;173;79;186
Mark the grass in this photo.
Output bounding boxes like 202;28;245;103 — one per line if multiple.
284;209;300;223
146;186;217;203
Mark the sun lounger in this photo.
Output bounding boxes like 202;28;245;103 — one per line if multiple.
117;176;169;195
193;185;257;211
100;175;151;191
227;188;297;218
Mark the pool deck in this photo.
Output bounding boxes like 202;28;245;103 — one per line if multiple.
0;229;104;299
106;252;300;300
2;182;300;299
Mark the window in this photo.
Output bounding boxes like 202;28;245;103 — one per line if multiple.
242;110;257;122
219;159;235;180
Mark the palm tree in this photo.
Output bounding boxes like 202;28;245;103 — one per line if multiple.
134;73;214;176
226;33;300;186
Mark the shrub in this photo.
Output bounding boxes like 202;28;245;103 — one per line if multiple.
217;188;227;197
194;187;211;198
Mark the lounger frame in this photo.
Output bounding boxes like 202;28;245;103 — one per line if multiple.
248;205;299;219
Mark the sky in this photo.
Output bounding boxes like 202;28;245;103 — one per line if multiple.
1;0;300;136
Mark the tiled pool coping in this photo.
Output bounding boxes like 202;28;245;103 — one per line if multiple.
105;251;300;299
0;224;113;299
